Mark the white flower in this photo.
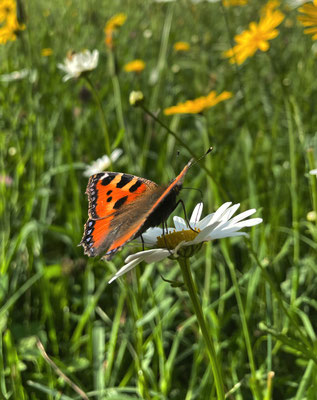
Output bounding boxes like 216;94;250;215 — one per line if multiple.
58;49;99;82
0;69;36;82
286;0;310;9
108;202;263;283
83;149;123;177
309;169;317;176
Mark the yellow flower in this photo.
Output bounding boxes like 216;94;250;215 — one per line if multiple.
164;91;233;115
104;13;127;33
261;0;280;13
104;13;127;49
123;59;145;72
0;0;15;22
0;0;25;44
223;0;248;6
0;19;24;44
298;0;317;40
41;48;53;57
224;3;284;65
0;25;14;43
173;41;190;51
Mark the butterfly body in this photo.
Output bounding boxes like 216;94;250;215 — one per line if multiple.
80;160;192;260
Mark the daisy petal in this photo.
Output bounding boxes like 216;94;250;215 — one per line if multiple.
108;249;170;283
230;218;263;228
190;202;203;225
173;216;187;230
208;231;249;240
139;227;164;244
230;208;257;223
125;249;156;263
209;202;232;224
125;248;169;263
196;213;215;230
108;258;141;284
192;222;220;243
222;203;241;221
143;249;171;263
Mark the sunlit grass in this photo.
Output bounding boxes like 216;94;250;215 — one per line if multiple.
1;0;317;399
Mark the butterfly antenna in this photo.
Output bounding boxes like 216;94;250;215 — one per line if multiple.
174;199;198;233
189;146;213;169
181;187;203;203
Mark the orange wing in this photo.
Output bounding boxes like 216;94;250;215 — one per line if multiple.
86;172;157;219
81;172;162;257
80;161;192;259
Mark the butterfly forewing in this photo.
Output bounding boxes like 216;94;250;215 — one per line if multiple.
81;160;192;260
81;172;164;257
86;172;158;219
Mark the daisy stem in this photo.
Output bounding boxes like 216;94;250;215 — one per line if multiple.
84;76;112;170
178;257;225;400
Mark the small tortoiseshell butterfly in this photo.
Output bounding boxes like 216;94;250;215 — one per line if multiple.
80;160;193;260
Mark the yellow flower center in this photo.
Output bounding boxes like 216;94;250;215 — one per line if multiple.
156;229;200;249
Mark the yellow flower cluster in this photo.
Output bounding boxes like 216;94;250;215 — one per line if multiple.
164;91;232;115
261;0;280;13
173;41;190;52
123;59;145;72
104;13;127;49
222;0;248;7
0;0;25;44
224;0;284;65
298;0;317;40
41;48;53;57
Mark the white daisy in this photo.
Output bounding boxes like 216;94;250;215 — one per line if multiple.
58;49;99;82
309;169;317;176
83;149;123;177
108;202;263;283
0;69;36;82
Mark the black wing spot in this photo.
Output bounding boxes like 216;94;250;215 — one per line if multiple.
107;196;112;202
113;195;128;210
129;180;143;192
107;190;112;195
101;174;115;186
116;174;133;188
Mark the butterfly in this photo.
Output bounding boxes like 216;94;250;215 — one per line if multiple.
80;159;193;260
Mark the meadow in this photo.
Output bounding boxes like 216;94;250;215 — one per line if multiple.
1;0;317;399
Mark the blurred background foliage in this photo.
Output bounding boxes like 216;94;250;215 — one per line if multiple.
1;0;317;398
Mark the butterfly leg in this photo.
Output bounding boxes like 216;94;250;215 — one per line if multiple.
175;199;198;233
140;234;145;251
161;220;174;257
